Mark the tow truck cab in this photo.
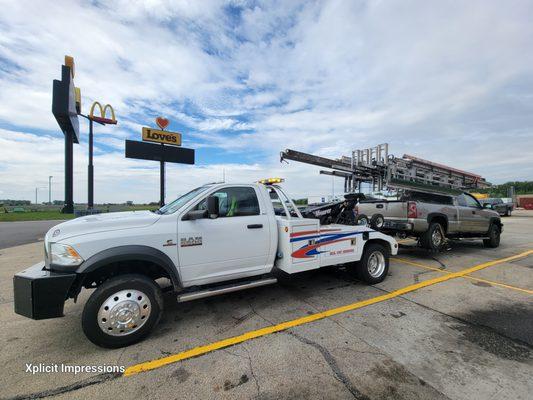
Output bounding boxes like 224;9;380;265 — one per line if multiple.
14;179;397;348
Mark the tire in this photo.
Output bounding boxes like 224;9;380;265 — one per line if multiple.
353;243;389;284
370;214;385;230
420;222;445;251
82;274;163;348
356;214;369;226
483;223;501;248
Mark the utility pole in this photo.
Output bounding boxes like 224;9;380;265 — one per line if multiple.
35;187;46;204
48;176;53;205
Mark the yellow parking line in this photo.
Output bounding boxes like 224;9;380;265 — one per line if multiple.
394;257;448;273
395;257;533;295
461;275;533;295
123;250;533;377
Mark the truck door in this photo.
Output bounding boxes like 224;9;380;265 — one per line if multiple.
456;194;486;232
463;193;490;232
178;185;271;286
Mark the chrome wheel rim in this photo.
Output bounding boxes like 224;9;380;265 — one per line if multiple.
358;218;368;226
368;251;386;278
97;289;151;336
376;217;384;228
431;229;443;247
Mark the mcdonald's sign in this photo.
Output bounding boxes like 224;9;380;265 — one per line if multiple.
89;101;117;125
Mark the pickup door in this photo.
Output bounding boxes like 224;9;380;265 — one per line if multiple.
178;185;272;286
456;193;490;233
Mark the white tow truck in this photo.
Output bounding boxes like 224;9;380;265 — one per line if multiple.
14;179;397;348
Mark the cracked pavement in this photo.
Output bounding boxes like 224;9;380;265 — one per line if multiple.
0;211;532;399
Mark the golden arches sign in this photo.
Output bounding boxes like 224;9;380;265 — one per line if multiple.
89;101;117;124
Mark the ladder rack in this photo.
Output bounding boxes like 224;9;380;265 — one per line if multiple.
280;144;490;195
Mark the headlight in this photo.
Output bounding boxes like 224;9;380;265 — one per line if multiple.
50;243;84;267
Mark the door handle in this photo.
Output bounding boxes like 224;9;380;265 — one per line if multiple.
376;204;384;209
472;211;476;214
247;224;263;229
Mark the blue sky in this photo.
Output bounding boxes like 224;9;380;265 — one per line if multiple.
0;0;532;203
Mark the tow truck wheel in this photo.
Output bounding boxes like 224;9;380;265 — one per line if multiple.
82;274;163;348
354;243;389;284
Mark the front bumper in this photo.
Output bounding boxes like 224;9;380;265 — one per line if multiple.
13;262;77;320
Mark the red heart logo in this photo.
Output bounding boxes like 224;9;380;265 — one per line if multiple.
156;117;169;130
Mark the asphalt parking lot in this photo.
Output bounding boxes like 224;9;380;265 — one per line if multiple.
0;220;60;250
0;211;531;400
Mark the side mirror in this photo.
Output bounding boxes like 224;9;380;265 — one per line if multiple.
207;196;219;219
483;203;492;209
184;209;207;220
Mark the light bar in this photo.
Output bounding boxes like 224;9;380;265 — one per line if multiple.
258;177;285;184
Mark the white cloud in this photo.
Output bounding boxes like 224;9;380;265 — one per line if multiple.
0;0;532;203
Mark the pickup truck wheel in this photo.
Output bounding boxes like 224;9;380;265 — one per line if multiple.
354;243;389;284
356;214;369;226
82;274;163;348
483;223;501;248
420;222;444;251
370;214;385;230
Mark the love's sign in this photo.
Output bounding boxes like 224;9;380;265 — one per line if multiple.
142;127;182;146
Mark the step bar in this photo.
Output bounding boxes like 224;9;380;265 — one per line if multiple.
177;277;278;303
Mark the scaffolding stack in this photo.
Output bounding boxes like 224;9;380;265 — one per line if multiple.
280;144;490;195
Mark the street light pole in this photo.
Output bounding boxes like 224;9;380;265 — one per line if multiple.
48;176;53;205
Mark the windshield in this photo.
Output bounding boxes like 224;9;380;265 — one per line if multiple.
157;185;211;215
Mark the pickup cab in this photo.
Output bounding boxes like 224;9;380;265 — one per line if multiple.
13;180;397;348
356;191;503;251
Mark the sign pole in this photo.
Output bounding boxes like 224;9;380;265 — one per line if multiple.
88;118;94;209
160;144;165;207
63;131;74;214
83;101;117;211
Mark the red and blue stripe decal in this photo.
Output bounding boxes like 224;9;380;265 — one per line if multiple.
290;229;365;259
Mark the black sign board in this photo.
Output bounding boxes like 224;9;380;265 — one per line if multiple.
125;140;195;164
52;65;80;143
125;139;195;206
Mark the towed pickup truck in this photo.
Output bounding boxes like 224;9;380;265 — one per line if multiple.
13;179;397;348
356;191;502;250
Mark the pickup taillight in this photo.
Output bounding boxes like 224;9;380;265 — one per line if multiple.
407;202;417;218
354;205;359;215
